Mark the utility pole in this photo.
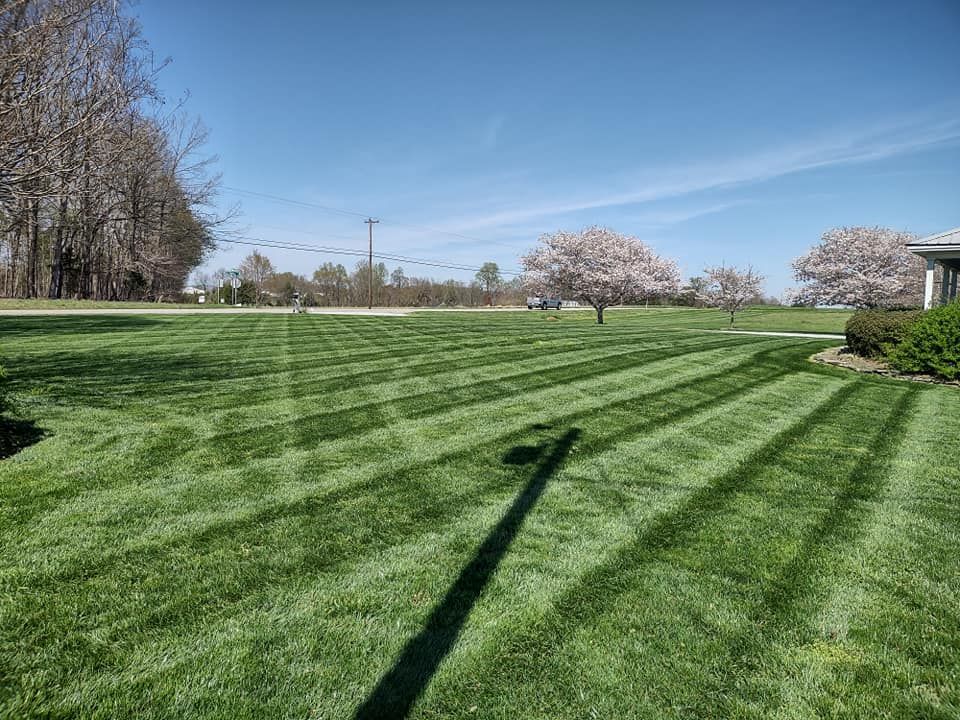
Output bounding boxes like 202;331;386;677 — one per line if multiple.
364;218;379;309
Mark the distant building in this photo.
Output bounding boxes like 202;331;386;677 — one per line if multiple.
907;228;960;309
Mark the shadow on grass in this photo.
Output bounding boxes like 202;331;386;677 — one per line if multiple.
353;427;581;720
0;315;162;338
0;417;46;459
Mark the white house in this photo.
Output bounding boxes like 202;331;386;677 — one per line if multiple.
906;227;960;309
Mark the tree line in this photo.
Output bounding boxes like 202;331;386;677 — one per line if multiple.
188;224;923;319
190;245;776;316
0;0;224;300
190;252;530;307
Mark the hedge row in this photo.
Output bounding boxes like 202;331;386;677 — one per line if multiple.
844;309;923;358
845;303;960;380
889;302;960;380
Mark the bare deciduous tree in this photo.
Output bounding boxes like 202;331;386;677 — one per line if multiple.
239;250;275;305
0;0;226;300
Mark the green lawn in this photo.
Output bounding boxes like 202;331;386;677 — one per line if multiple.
0;298;210;310
0;310;956;719
630;305;852;333
0;300;853;334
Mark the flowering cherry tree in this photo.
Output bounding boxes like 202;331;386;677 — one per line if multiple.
699;265;764;327
791;227;924;308
522;227;680;324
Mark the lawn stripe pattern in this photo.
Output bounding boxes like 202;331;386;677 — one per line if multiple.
0;309;956;720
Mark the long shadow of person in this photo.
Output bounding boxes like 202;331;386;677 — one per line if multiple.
353;427;582;719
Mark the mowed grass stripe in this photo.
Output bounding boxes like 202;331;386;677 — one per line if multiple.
20;341;803;590
702;386;922;718
2;317;720;417
325;373;857;719
11;344;812;670
5;338;800;576
6;319;688;408
2;358;847;719
205;334;755;456
1;314;281;408
0;332;769;525
763;387;960;719
415;379;867;715
0;310;950;720
422;381;923;718
149;329;730;418
0;310;731;385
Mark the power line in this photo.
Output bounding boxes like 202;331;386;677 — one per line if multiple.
217;184;526;275
219;236;524;276
246;221;374;247
230;235;520;273
244;221;521;271
220;184;512;247
221;186;371;220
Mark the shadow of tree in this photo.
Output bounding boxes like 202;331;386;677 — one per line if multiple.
0;417;46;460
353;427;581;720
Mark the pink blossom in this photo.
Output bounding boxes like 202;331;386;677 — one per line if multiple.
791;227;924;308
522;226;680;324
699;265;765;326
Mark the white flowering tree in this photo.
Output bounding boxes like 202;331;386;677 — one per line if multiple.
791;227;924;308
699;265;764;327
522;227;680;324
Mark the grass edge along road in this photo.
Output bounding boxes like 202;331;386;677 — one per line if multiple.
0;309;956;719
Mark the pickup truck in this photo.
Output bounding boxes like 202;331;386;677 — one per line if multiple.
526;296;562;310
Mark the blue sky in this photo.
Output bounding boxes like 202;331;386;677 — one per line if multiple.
136;0;960;296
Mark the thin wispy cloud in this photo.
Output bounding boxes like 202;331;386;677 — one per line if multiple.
442;111;960;232
623;200;754;230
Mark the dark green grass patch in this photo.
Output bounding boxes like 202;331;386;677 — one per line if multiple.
0;311;955;719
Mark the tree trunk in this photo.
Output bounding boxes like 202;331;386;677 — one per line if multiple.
10;223;23;297
729;311;735;327
48;197;69;298
27;199;40;298
48;232;63;298
596;305;604;324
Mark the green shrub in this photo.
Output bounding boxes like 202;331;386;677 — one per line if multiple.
845;309;922;358
889;302;960;380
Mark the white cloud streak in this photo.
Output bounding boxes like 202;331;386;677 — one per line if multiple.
443;113;960;232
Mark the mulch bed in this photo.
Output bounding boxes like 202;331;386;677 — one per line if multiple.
811;347;959;388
